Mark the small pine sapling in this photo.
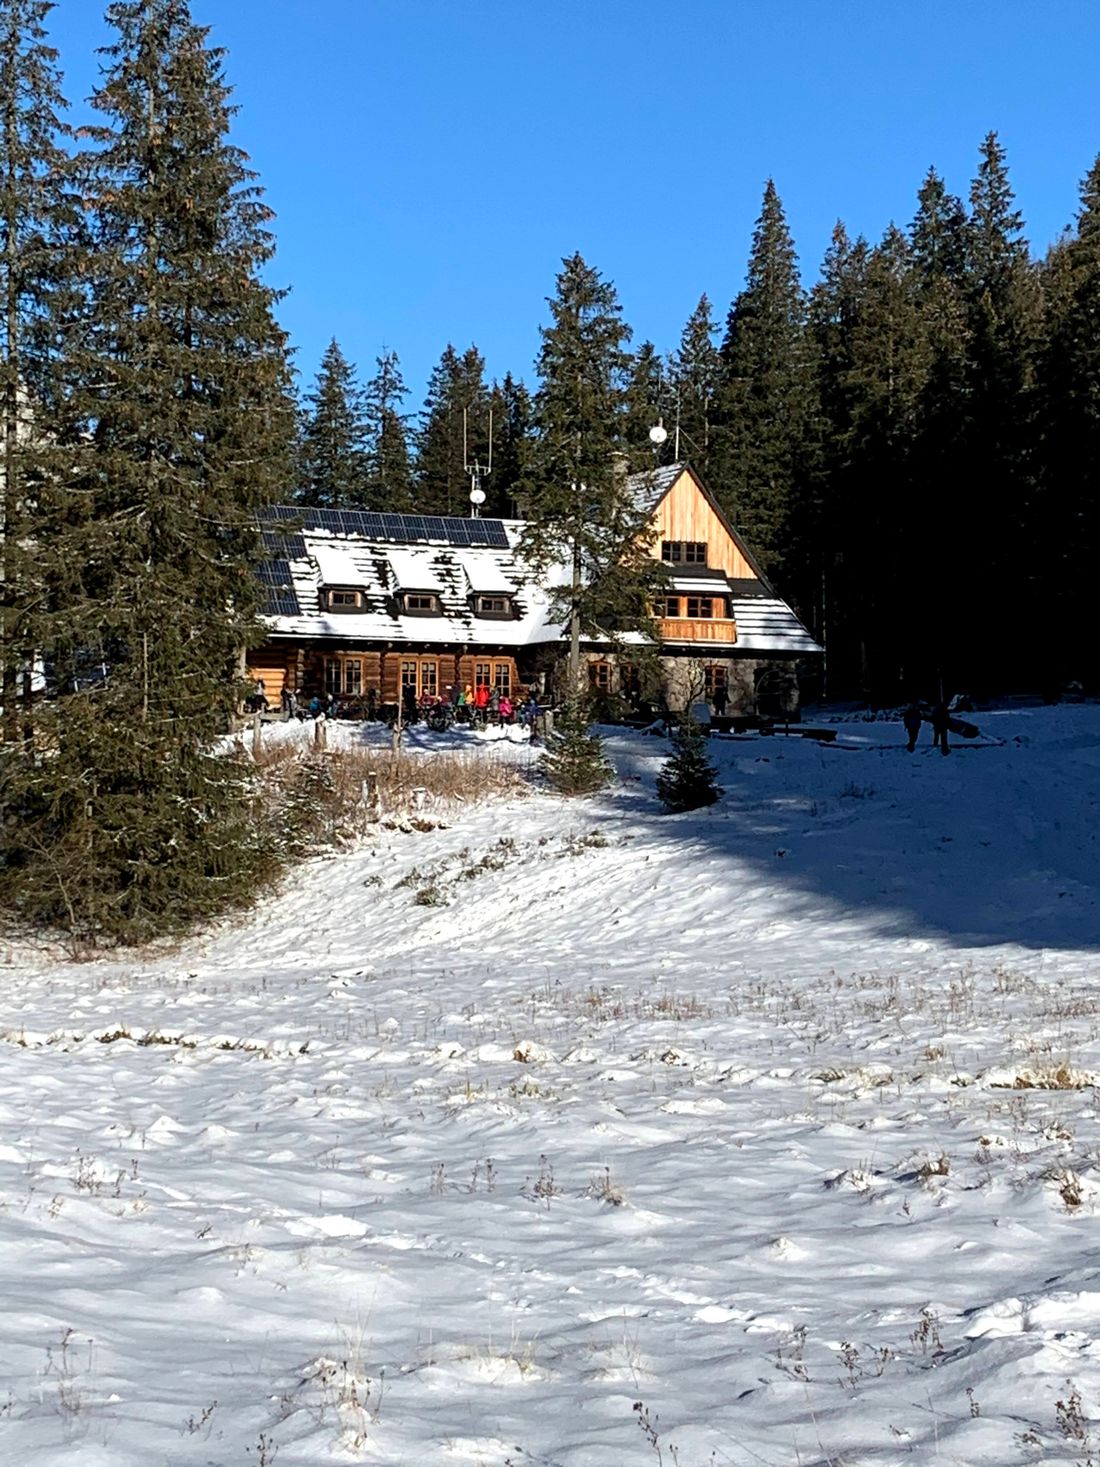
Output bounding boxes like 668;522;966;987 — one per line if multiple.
656;717;720;812
539;700;613;796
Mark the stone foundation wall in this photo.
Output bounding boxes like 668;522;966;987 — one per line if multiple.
577;651;801;718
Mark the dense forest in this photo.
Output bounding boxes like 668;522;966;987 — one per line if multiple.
1;0;1098;942
300;137;1100;703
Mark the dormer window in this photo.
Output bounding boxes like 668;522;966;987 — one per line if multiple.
326;588;362;611
402;592;438;615
475;594;513;618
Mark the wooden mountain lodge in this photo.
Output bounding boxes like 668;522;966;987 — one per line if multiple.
248;463;820;716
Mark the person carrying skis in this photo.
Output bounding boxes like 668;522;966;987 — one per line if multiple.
930;701;951;756
902;703;923;752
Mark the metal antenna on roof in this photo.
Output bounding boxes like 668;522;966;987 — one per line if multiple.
464;406;492;518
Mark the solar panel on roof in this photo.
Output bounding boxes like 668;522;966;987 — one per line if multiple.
265;590;301;617
261;529;307;558
258;558;294;586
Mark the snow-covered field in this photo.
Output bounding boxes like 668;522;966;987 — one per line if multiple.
2;704;1100;1466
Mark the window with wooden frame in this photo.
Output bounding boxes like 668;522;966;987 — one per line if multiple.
493;662;511;695
400;660;418;694
661;541;707;565
475;595;511;616
704;664;728;697
474;662;491;688
588;661;612;691
328;588;361;609
403;593;437;613
663;595;681;617
686;596;715;619
420;660;438;698
325;656;362;695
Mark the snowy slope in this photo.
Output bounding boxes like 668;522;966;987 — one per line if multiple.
1;705;1099;1466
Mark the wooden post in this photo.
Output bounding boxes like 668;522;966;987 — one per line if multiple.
251;710;262;759
313;713;327;752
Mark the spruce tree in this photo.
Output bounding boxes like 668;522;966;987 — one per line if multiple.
521;253;660;691
837;226;929;696
623;340;668;470
714;180;814;581
298;338;369;507
364;348;414;510
539;698;612;796
960;133;1041;688
2;0;294;944
908;170;972;692
655;716;720;812
484;371;531;517
669;294;720;473
909;168;969;286
415;343;490;515
807;223;869;693
0;0;75;750
1034;156;1100;684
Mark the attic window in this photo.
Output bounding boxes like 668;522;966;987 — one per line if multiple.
328;589;361;610
475;594;511;617
403;593;438;614
662;541;707;565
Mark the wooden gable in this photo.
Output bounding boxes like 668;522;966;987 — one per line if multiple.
645;466;760;581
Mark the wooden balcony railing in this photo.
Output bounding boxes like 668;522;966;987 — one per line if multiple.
657;616;737;644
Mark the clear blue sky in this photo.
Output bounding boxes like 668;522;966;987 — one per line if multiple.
49;0;1100;411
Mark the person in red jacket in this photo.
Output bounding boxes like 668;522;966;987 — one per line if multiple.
473;681;490;724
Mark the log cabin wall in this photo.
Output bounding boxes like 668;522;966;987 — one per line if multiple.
649;470;759;581
245;646;293;706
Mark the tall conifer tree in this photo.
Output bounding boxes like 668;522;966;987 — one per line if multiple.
298;338;369;507
807;223;868;691
484;371;531;517
623;340;667;470
0;0;74;748
907;169;971;689
715;180;813;581
1035;157;1100;682
3;0;294;942
839;226;929;694
669;294;720;474
364;348;414;510
521;253;658;690
961;133;1041;686
415;344;491;515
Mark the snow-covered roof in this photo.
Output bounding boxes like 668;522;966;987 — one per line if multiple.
260;516;563;649
258;506;818;657
627;461;685;515
386;549;447;595
456;551;518;596
668;575;733;595
311;541;370;587
729;596;822;654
